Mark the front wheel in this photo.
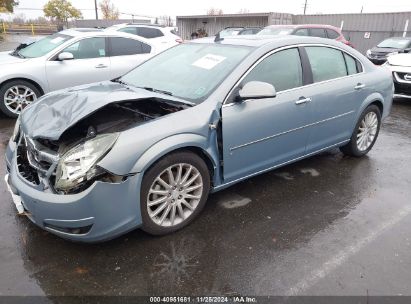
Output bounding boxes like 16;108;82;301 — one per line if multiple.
340;105;381;157
140;151;211;235
0;80;41;118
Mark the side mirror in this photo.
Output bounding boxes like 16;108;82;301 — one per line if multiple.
58;52;74;61
237;81;276;101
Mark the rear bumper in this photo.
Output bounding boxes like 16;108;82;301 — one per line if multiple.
5;140;143;243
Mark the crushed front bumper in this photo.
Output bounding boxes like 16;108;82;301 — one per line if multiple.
5;139;143;242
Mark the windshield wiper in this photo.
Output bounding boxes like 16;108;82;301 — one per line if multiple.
114;82;194;107
10;49;25;58
111;77;129;86
9;42;31;58
141;87;173;96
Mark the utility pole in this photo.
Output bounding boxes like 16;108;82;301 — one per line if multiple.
94;0;98;20
303;0;308;15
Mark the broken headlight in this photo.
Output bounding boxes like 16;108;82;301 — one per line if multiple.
55;133;119;192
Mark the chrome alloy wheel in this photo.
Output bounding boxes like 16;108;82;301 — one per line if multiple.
357;112;378;151
4;85;37;114
147;163;204;227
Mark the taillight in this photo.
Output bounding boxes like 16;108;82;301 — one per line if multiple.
176;38;183;43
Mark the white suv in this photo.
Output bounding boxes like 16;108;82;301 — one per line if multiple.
106;23;182;50
385;52;411;99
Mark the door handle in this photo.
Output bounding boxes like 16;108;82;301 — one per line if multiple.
295;97;312;105
95;64;108;68
354;83;365;90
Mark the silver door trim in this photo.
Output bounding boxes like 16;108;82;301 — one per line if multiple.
229;110;355;152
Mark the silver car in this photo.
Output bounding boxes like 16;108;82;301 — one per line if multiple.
5;36;393;242
0;29;157;117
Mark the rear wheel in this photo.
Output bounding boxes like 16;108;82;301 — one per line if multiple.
0;80;41;118
140;151;210;235
340;105;381;157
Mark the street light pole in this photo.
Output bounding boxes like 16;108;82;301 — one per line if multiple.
94;0;98;20
303;0;308;15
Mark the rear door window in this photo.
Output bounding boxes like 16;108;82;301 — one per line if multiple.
343;53;362;75
305;46;348;82
118;27;137;35
294;28;309;36
326;29;340;39
309;28;327;38
109;37;151;56
136;27;164;38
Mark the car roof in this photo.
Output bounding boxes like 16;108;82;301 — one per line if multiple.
191;35;343;48
264;24;341;31
106;23;167;29
58;29;152;44
68;27;104;32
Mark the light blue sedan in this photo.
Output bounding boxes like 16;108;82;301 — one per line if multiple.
5;35;393;242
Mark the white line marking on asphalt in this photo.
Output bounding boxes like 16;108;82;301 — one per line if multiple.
285;205;411;296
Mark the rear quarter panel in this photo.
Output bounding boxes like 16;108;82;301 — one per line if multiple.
360;65;393;121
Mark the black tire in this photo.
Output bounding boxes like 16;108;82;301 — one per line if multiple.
340;105;381;157
140;151;211;235
0;80;42;118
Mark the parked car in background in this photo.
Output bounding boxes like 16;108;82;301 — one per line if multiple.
5;35;393;242
366;37;411;65
216;27;261;38
0;29;158;117
385;52;411;99
258;24;353;47
106;23;182;48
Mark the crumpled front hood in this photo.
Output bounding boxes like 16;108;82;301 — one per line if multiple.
387;53;411;67
20;81;186;140
0;51;28;65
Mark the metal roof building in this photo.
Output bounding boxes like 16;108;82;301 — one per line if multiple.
176;12;293;41
176;11;411;54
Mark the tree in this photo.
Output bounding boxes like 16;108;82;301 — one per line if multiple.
12;13;25;24
43;0;82;25
158;15;173;27
206;7;223;16
0;0;18;13
99;0;119;20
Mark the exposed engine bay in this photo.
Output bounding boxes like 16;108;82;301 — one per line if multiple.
16;98;186;194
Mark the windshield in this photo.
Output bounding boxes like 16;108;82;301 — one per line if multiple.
258;27;294;36
19;33;72;58
377;38;411;49
121;43;252;104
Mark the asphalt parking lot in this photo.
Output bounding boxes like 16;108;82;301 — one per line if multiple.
1;36;411;298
